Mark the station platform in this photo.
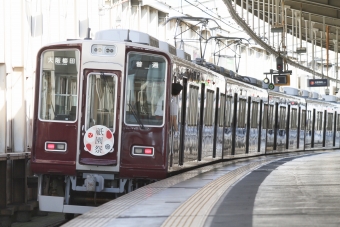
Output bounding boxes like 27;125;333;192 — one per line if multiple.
65;150;340;227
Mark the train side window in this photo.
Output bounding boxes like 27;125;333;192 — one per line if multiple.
188;85;199;126
320;111;323;130
337;114;340;130
238;99;247;128
219;94;226;127
251;102;259;128
327;113;333;130
268;105;274;129
225;96;233;127
301;110;306;130
124;52;167;127
290;108;297;129
307;110;312;131
279;106;286;129
316;111;323;131
204;89;214;126
39;49;79;121
263;104;268;129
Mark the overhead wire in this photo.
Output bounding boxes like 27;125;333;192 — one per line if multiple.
183;0;244;32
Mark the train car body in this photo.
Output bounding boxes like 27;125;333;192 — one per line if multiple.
225;79;267;156
168;57;227;170
267;88;306;153
31;29;228;213
305;95;339;149
30;29;340;215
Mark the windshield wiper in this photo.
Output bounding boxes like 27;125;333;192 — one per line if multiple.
128;103;145;129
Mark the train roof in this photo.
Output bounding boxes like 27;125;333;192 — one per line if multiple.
93;29;268;91
268;90;306;105
42;29;326;97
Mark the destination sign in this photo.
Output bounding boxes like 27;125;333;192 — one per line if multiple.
273;74;290;86
307;79;329;87
273;75;287;84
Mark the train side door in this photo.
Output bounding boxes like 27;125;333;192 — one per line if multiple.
78;70;120;166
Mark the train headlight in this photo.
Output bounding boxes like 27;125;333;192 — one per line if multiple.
134;148;143;154
56;143;66;150
132;146;154;156
45;141;67;152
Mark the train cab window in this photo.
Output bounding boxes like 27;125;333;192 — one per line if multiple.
188;85;199;126
301;110;306;130
327;113;333;130
125;52;167;126
238;99;247;128
290;108;297;129
204;89;214;126
86;73;117;131
39;49;80;121
225;96;233;127
279;106;286;129
251;102;259;128
219;94;226;127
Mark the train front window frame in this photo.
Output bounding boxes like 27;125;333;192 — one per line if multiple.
38;49;80;122
124;52;167;127
85;73;117;132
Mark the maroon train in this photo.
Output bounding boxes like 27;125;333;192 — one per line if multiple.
31;29;340;215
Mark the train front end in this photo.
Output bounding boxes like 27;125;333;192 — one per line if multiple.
31;30;171;214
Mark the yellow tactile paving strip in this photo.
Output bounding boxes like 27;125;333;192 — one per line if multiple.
65;162;229;227
160;160;271;227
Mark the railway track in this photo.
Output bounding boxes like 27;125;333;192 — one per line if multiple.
11;213;67;227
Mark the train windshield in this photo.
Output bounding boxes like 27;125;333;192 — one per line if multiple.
86;73;117;131
125;52;167;127
39;49;80;121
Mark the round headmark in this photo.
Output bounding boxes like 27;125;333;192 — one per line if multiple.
84;125;114;156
